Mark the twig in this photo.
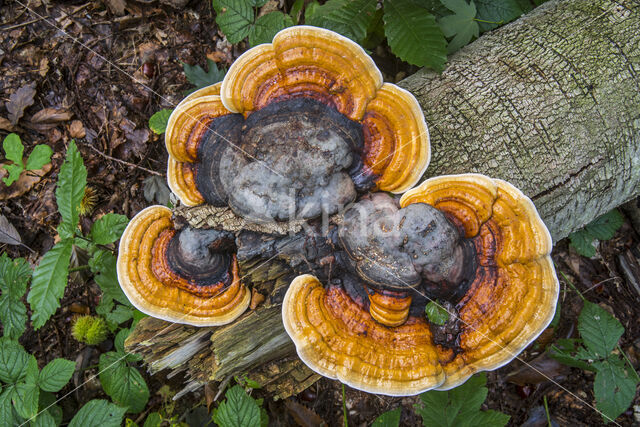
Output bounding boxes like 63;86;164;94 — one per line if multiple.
559;271;586;302
82;143;163;176
1;17;46;31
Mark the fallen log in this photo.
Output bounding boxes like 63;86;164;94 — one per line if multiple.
125;0;640;398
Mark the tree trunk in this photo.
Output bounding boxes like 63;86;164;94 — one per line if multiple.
125;0;640;398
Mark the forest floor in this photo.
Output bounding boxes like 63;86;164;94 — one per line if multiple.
1;1;639;426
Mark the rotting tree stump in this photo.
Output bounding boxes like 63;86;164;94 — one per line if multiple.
125;0;640;398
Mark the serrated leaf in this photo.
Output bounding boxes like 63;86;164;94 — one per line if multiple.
0;293;27;339
548;340;593;371
0;214;22;245
2;163;24;186
69;399;127;427
305;0;377;43
39;391;63;426
143;175;171;206
38;358;76;392
12;381;39;419
55;141;87;240
32;410;57;427
585;209;624;241
425;301;449;325
569;229;596;258
25;354;39;385
90;250;131;306
0;337;30;383
25;145;53;171
415;373;508;426
99;352;149;413
474;0;523;32
439;0;479;53
372;407;401;427
105;304;134;326
249;12;294;46
90;213;129;245
383;0;448;71
148;109;173;135
0;254;30;338
0;387;20;426
578;301;624;358
2;133;24;165
213;0;255;44
593;358;637;423
183;59;227;91
27;239;73;329
212;385;262;427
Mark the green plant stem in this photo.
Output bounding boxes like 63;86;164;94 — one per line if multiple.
473;18;504;24
559;271;586;302
617;345;640;382
74;235;114;253
543;396;552;427
342;383;348;427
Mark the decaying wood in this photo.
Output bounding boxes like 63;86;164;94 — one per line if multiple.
125;0;640;398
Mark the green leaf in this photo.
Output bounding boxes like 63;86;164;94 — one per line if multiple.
55;140;87;240
0;337;30;383
148;109;174;135
0;254;32;339
548;340;593;371
474;0;523;32
182;59;227;91
569;229;596;258
38;358;76;392
578;301;624;359
39;391;63;426
425;301;449;325
439;0;479;53
0;386;20;426
90;213;129;245
99;352;150;413
372;407;401;427
383;0;448;71
105;304;134;326
25;145;53;171
32;410;57;427
90;250;131;306
2;163;24;186
143;412;163;427
585;209;624;241
3;133;24;165
305;0;377;43
212;385;262;427
24;354;39;384
212;0;255;44
415;373;509;427
69;399;128;427
249;12;294;46
593;358;638;423
12;381;39;419
289;0;305;23
27;239;73;329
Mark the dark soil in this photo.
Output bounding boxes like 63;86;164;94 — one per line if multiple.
1;1;639;426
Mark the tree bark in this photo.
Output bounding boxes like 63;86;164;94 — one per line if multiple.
126;0;640;397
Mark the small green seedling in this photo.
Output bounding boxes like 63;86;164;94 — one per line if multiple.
183;59;227;92
2;133;53;186
212;384;268;427
425;300;449;325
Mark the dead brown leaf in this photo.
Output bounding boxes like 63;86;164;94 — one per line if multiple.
6;83;36;125
30;108;73;124
38;57;50;77
506;352;569;386
0;117;16;132
0;214;22;245
103;0;126;15
0;162;52;201
250;289;265;310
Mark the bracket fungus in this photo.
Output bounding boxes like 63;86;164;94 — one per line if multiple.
117;205;250;326
165;26;430;222
282;174;559;395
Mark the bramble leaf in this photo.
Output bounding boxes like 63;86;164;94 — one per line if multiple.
578;301;624;359
569;229;596;258
593;358;637;423
25;144;53;171
148;109;173;135
0;254;31;339
439;0;479;53
212;385;262;427
182;59;227;92
474;0;524;32
90;213;129;245
69;399;127;427
0;338;30;383
38;358;76;392
99;352;149;413
305;0;377;43
249;12;294;46
372;407;401;427
13;381;39;419
27;239;73;329
55;140;87;240
383;0;448;71
212;0;255;44
584;209;624;241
